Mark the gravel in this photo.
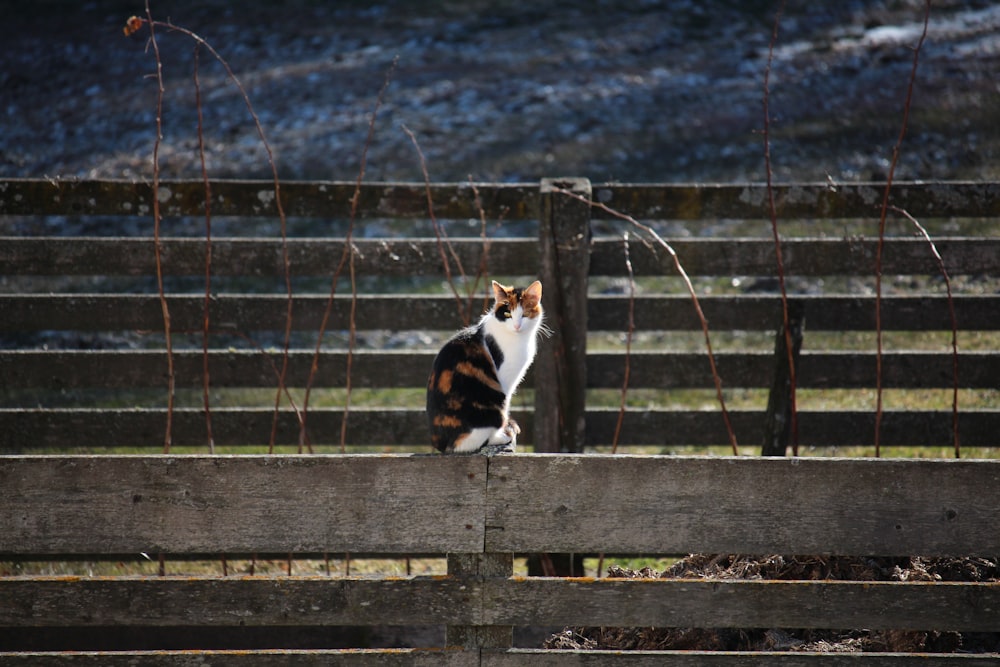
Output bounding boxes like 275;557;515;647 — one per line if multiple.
3;0;999;185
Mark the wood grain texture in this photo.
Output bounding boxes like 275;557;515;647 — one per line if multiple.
5;236;999;277
0;650;477;666
484;455;1000;556
3;408;998;450
6;294;997;332
0;576;478;627
4;349;996;391
482;578;1000;631
0;455;486;555
484;650;1000;666
2;577;995;631
4;178;998;219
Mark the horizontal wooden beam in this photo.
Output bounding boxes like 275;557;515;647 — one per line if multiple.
4;294;998;332
0;650;995;666
0;455;486;555
4;236;998;277
2;349;997;390
485;455;1000;556
1;576;995;632
2;455;998;558
0;179;538;220
4;179;999;219
0;408;995;450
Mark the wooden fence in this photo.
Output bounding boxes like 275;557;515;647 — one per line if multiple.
3;177;1000;452
2;454;999;663
2;177;1000;662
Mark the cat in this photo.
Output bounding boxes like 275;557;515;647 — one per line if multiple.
427;280;544;455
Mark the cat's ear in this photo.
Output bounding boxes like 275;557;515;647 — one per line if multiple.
492;280;509;304
525;280;542;302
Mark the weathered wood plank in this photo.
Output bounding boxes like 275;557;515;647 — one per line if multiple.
1;652;995;667
0;455;486;555
6;294;998;332
4;237;998;277
0;650;477;666
4;349;997;390
2;577;995;632
583;409;999;448
485;455;1000;555
535;178;592;452
485;650;1000;666
482;579;1000;632
588;181;1000;220
0;237;539;277
590;237;1000;277
4;179;999;220
0;576;478;627
0;407;462;449
1;408;997;450
0;178;538;220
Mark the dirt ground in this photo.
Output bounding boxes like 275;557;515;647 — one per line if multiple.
2;0;1000;185
546;555;1000;653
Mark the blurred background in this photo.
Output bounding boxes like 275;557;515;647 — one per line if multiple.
2;0;998;185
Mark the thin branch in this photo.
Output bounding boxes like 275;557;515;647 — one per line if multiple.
403;124;470;324
762;0;798;455
610;232;635;455
468;178;506;316
874;0;931;456
126;10;295;453
556;187;739;455
142;1;174;454
300;57;397;453
890;206;961;458
193;43;215;454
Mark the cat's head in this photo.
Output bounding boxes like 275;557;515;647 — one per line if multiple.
491;280;542;333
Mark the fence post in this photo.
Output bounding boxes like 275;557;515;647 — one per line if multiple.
445;552;513;650
761;301;804;456
534;178;592;453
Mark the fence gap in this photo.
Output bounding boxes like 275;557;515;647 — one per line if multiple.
534;177;592;454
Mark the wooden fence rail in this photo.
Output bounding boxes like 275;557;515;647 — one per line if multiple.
1;455;999;663
2;178;1000;662
5;178;1000;453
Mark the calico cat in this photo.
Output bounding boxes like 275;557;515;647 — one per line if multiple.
427;280;544;454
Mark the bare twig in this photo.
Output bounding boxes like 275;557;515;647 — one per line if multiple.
193;44;215;453
300;57;397;453
142;1;174;454
556;187;739;454
611;232;635;455
126;9;294;452
874;0;931;456
468;179;506;316
762;0;798;455
403;125;471;324
891;206;961;458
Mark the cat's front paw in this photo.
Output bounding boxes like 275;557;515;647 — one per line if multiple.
480;441;516;456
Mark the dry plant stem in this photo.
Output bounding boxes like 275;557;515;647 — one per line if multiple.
874;0;931;457
193;44;215;453
468;179;504;315
128;10;297;452
762;0;798;455
403;124;471;325
301;58;397;453
891;206;961;458
611;232;635;455
556;188;739;454
144;1;174;454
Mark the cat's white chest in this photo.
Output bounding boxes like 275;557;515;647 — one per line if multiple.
483;316;539;398
496;336;536;395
